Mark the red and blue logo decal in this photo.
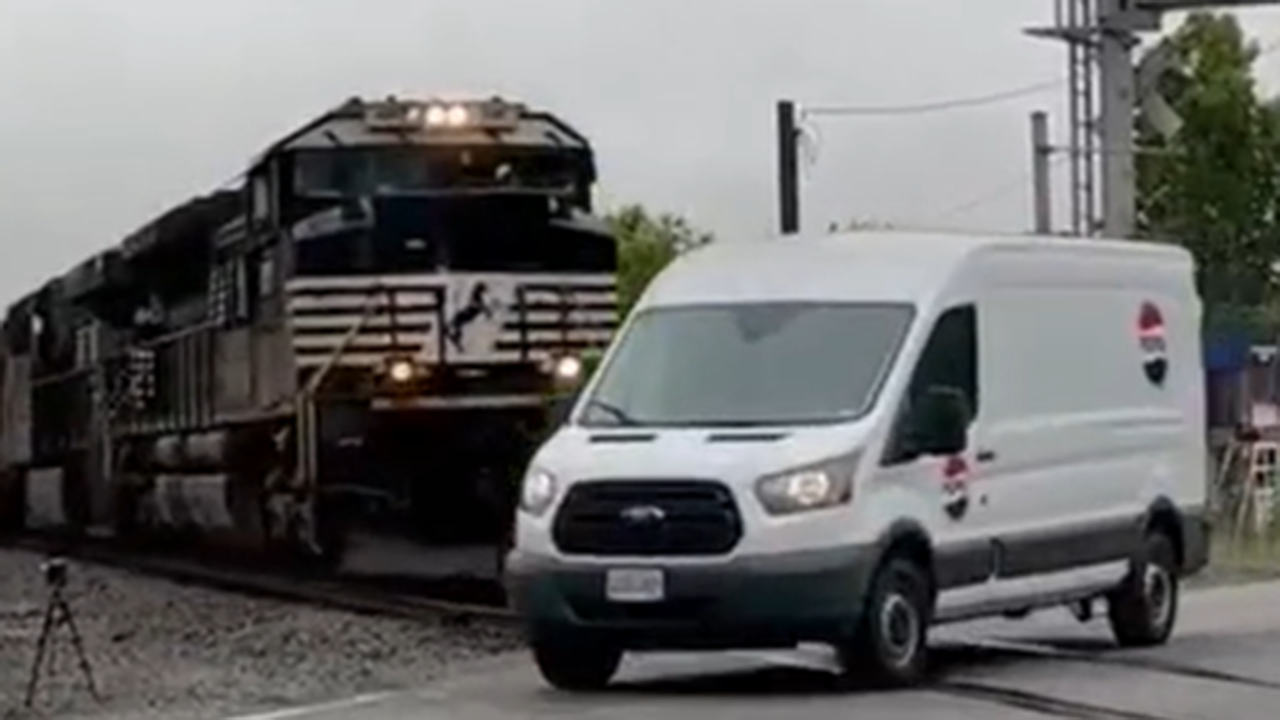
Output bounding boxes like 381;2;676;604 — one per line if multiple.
941;455;970;521
1138;301;1168;387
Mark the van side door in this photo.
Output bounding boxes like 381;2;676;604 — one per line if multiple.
875;303;995;618
974;285;1150;611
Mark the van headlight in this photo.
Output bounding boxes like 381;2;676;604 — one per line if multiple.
519;468;559;517
754;453;859;515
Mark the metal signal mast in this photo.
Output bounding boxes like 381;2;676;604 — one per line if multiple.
1028;0;1278;239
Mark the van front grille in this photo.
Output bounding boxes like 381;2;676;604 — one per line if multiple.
551;480;742;556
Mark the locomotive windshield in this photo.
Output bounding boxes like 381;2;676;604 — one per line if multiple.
293;195;614;275
292;146;587;196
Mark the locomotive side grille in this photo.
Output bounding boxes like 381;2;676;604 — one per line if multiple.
284;272;617;368
552;480;743;556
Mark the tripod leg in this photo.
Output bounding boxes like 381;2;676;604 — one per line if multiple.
24;593;59;707
54;595;99;700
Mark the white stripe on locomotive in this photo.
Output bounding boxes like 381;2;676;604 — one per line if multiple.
284;272;617;367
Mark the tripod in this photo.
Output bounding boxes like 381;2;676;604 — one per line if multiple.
23;559;99;708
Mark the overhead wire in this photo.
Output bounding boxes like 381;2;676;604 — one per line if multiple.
797;76;1067;228
807;37;1280;229
926;152;1070;224
803;78;1065;118
921;36;1280;227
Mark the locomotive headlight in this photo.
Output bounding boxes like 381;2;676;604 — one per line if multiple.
424;105;448;126
445;104;469;126
387;358;415;383
541;354;584;386
553;355;582;380
424;103;470;127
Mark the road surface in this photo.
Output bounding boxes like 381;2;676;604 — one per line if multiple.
233;580;1280;720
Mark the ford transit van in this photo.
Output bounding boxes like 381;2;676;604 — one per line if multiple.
505;230;1210;690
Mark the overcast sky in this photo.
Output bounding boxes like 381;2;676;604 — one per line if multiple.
4;0;1280;301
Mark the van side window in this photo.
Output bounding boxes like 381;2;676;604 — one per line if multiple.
883;304;978;465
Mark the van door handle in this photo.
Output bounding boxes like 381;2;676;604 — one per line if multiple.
975;449;997;463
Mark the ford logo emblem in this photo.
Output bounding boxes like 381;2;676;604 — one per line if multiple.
620;505;666;525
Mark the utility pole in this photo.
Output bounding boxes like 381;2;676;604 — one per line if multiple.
1096;0;1139;238
1030;111;1054;234
776;100;800;235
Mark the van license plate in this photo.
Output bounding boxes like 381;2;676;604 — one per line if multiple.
605;568;665;603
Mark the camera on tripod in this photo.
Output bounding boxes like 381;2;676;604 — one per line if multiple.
25;554;98;708
40;557;68;588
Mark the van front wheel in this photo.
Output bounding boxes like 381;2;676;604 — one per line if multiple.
1107;530;1179;647
531;635;622;691
837;556;931;686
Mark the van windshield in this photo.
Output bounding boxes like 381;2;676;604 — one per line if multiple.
579;301;914;428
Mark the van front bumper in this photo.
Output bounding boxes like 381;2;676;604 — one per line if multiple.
504;545;876;650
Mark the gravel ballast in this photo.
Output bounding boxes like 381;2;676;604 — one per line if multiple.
0;547;523;720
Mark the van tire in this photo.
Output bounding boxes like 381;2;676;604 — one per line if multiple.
837;556;931;686
531;635;622;691
1107;530;1179;648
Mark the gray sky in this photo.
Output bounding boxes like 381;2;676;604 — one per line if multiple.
4;0;1280;301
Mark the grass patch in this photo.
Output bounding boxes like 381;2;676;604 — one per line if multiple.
1191;525;1280;588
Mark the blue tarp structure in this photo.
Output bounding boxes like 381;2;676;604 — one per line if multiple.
1204;332;1253;373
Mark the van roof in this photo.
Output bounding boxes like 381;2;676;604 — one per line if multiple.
641;229;1193;308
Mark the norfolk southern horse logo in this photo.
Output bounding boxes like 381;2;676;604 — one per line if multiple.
445;282;496;352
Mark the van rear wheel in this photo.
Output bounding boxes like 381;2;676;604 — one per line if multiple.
531;635;622;691
1107;530;1179;647
837;556;931;687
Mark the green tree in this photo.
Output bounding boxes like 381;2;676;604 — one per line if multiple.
542;204;711;412
606;204;713;317
1136;12;1280;336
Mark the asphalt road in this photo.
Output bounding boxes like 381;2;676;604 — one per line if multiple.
241;580;1280;720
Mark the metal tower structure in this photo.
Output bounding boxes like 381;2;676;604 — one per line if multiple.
1031;0;1280;239
1028;0;1109;236
1044;0;1100;236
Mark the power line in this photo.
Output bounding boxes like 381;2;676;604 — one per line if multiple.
804;78;1065;118
928;152;1069;223
793;77;1065;178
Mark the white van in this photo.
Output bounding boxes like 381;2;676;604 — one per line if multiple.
505;231;1210;691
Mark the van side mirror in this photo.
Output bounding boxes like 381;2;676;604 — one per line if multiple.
903;386;970;457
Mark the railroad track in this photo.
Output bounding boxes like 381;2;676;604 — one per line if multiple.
7;534;518;624
12;533;1279;720
932;635;1280;720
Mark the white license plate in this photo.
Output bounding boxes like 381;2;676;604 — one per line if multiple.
605;568;665;603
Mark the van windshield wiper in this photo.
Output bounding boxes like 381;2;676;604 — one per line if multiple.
584;398;639;426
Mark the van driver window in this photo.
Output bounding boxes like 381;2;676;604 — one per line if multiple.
907;304;979;419
906;302;972;415
881;304;978;467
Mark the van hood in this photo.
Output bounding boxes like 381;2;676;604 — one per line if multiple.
530;421;871;485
